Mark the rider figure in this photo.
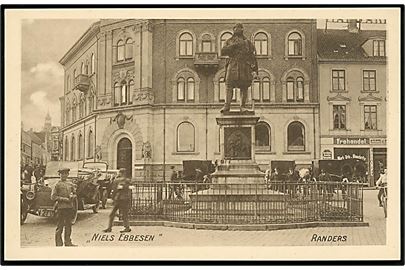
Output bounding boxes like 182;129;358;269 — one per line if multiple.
376;168;387;207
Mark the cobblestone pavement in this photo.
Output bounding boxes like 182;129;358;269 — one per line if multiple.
20;189;385;247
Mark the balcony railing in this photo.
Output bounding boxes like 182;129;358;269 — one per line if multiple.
73;74;90;92
126;181;364;224
194;52;219;70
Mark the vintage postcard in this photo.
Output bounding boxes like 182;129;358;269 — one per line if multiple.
3;6;402;262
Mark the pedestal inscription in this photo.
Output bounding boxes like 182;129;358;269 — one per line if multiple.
224;127;251;160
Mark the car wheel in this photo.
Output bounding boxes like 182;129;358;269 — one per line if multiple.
20;198;28;224
71;197;78;225
92;193;100;213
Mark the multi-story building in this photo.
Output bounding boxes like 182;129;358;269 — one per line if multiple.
21;129;32;166
318;20;386;186
59;19;320;180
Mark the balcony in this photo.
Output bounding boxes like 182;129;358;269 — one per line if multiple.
194;52;219;71
73;74;90;92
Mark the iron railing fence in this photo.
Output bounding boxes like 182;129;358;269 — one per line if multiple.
127;181;363;224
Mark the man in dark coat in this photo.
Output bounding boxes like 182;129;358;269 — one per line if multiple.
51;168;77;247
103;168;132;233
220;23;258;113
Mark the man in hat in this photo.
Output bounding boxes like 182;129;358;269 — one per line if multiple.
103;168;132;233
51;167;77;247
220;23;258;113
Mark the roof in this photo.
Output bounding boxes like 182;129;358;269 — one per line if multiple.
317;29;386;62
28;131;43;145
33;132;46;143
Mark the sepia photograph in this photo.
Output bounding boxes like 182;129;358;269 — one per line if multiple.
2;6;402;263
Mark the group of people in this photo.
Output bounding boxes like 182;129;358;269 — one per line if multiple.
50;167;132;247
21;164;45;183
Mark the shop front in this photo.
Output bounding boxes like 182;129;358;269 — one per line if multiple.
320;136;387;186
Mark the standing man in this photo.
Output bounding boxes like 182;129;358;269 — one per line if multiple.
51;168;77;247
220;23;258;113
103;168;132;233
376;168;387;207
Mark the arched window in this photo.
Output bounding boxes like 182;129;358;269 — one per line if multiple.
254;32;268;56
121;83;127;105
288;32;302;56
201;34;212;53
81;62;84;74
88;93;94;113
73;69;77;79
71;135;76;161
66;75;70;92
85;61;89;75
255;122;271;151
114;83;120;106
79;98;84;118
179;32;193;56
177;122;195;152
78;133;84;160
117;40;124;61
187;78;195;101
64;136;69;161
296;77;304;102
252;79;260;101
65;101;70;125
287;121;305;151
262;77;270;101
220;32;232;50
286;77;295;102
177;77;185;101
91;53;95;74
128;80;134;104
88;129;94;158
72;98;77;122
125;38;133;60
219;77;226;101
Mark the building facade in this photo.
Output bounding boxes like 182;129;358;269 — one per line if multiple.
318;20;387;186
59;19;320;180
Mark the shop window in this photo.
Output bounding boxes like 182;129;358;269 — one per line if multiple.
332;70;345;91
255;122;271;151
288;32;302;56
177;122;195;152
287;121;305;151
364;105;377;130
254;32;268;56
363;70;376;91
333;105;346;130
373;40;385;57
179;32;193;56
117;40;124;61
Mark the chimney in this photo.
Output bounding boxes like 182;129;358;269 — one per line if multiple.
348;19;359;33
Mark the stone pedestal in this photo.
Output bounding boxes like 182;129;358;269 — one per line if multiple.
212;111;265;188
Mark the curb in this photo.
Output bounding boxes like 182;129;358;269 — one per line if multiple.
114;220;369;231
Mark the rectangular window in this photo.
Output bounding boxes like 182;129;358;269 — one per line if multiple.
333;105;346;130
288;40;296;55
252;81;260;101
262;81;270;101
177;81;185;101
296;81;304;101
287;81;294;101
364;105;377;130
332;70;345;91
363;70;376;91
187;81;195;101
373;40;385;57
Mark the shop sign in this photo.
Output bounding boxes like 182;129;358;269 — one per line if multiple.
369;138;387;145
334;137;369;145
322;149;332;159
334;148;368;162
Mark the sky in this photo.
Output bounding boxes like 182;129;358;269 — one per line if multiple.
21;19;98;131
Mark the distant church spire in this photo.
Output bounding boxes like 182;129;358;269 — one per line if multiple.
44;109;52;131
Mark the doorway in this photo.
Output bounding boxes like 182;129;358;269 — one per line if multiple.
117;137;132;178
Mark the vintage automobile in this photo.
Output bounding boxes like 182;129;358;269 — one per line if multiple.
82;162;118;208
20;161;101;225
